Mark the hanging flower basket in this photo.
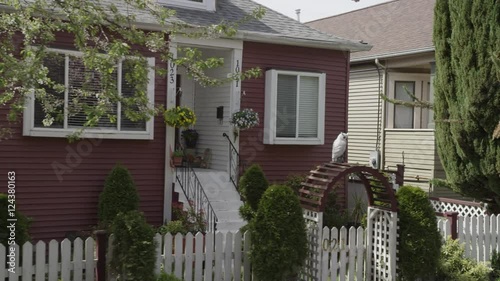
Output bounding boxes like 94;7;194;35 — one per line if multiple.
230;108;259;130
164;106;196;128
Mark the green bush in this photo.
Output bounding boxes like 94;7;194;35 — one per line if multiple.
250;185;308;281
323;191;349;229
238;164;268;211
397;185;441;280
156;271;182;281
490;250;500;280
284;173;307;195
0;193;31;246
110;210;156;281
436;238;491;281
98;164;140;227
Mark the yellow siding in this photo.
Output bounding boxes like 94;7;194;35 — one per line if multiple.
348;67;382;165
383;129;436;192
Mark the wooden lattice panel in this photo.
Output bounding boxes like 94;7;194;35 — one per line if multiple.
299;163;398;212
302;210;323;281
430;198;486;217
366;207;398;281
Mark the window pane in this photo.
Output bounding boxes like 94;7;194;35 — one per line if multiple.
276;74;297;138
298;76;319;138
121;60;146;131
394;81;414;129
67;56;117;129
34;54;65;128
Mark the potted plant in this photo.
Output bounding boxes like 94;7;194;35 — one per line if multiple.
182;129;199;148
164;106;196;128
172;149;184;167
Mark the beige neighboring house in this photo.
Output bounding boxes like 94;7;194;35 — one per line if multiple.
308;0;462;198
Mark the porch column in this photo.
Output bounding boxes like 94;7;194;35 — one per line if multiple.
163;43;177;223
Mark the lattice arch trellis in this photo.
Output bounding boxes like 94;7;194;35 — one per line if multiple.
299;163;401;281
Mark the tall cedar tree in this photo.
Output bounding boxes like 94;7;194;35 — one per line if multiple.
433;0;500;210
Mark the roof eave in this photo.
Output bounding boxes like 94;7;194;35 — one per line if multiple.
236;31;372;52
351;47;435;63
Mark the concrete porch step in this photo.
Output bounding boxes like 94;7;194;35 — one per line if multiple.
174;168;245;233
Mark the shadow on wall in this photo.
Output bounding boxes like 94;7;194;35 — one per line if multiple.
347;181;369;214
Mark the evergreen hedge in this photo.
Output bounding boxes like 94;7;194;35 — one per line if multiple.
238;164;269;226
433;0;500;209
238;164;268;211
0;193;31;246
110;210;156;281
397;186;441;280
250;185;308;281
98;164;139;227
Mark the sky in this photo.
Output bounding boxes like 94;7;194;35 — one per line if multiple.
252;0;391;23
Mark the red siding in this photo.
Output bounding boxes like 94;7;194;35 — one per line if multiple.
240;42;349;205
0;33;166;241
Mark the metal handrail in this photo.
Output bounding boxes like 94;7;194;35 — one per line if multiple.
222;132;240;191
175;164;218;233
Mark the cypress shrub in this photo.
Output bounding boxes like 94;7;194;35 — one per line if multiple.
238;164;269;227
0;193;31;246
397;186;441;280
98;164;139;227
433;0;500;209
250;185;308;281
238;164;269;211
110;210;156;281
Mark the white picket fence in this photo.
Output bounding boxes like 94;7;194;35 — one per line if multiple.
319;226;366;281
0;238;96;281
437;214;500;261
1;231;252;281
1;228;372;281
146;231;252;281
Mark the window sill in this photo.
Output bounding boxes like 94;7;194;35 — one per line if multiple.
264;137;324;145
23;128;154;140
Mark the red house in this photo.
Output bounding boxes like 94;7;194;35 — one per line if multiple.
0;0;370;240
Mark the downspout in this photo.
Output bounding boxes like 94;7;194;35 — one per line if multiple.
374;58;386;169
344;51;350;209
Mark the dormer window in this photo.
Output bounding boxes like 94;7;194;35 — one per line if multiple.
159;0;216;11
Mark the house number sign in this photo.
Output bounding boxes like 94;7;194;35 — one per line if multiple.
169;61;175;84
322;238;346;252
235;60;240;87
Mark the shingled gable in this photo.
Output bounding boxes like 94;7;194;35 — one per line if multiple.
95;0;371;52
307;0;435;61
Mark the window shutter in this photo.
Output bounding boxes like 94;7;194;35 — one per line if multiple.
67;56;117;128
276;74;297;138
34;54;65;128
394;81;415;128
298;76;319;138
120;60;146;131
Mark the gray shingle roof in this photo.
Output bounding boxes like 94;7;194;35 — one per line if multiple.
307;0;435;60
108;0;371;51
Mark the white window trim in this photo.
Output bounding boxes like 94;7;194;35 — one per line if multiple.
387;73;430;130
23;48;156;140
264;69;326;145
158;0;215;11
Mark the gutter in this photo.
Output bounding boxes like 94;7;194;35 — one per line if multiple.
351;47;435;63
236;31;372;52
